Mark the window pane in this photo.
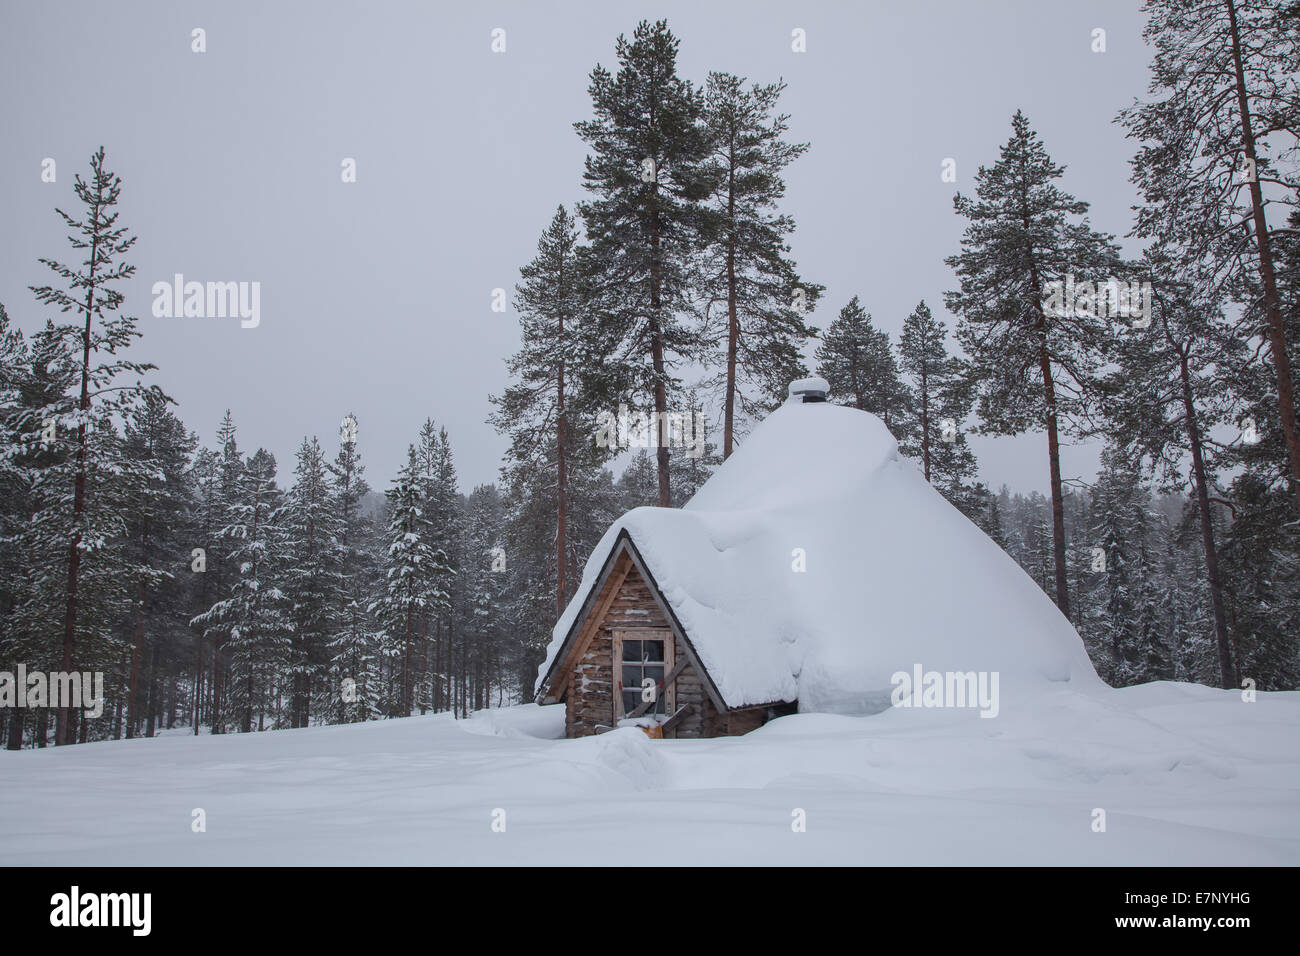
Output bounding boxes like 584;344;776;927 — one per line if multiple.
621;690;640;716
643;640;664;662
622;640;641;662
622;665;642;687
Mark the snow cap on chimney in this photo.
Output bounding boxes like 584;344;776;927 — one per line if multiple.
788;376;830;403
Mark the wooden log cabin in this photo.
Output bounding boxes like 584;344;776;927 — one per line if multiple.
536;376;1101;738
535;529;796;738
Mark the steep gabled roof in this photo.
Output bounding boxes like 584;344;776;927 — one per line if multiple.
536;530;730;712
537;398;1101;713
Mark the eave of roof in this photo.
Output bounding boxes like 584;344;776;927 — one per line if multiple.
537;527;789;714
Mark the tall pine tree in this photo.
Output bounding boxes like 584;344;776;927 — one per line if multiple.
945;111;1122;617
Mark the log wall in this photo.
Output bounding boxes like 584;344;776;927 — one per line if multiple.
563;557;779;739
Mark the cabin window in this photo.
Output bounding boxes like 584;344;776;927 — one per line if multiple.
613;631;672;719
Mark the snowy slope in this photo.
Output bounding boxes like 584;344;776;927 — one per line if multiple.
2;686;1297;865
540;399;1100;710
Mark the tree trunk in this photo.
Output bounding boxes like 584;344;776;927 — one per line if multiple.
1225;0;1300;516
403;590;413;717
6;711;24;750
193;634;204;734
211;636;223;734
144;642;161;738
1177;347;1235;688
1039;357;1071;618
57;268;98;746
557;325;569;615
126;576;146;738
1028;251;1071;617
434;618;443;712
650;176;671;507
921;365;931;482
724;148;739;459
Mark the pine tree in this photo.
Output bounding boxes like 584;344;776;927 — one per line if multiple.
28;148;160;744
945;111;1122;618
0;309;52;748
491;206;599;618
120;391;196;737
192;449;291;733
896;300;978;503
462;484;508;709
195;410;244;733
576;19;712;507
413;421;458;712
1099;255;1242;687
1218;472;1300;689
815;296;911;435
667;389;722;506
373;447;451;717
700;71;822;454
322;416;380;723
1122;0;1300;516
281;436;343;728
617;451;661;510
1083;448;1164;685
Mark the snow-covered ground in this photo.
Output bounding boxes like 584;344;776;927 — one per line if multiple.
2;681;1297;865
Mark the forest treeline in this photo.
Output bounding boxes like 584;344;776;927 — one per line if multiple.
2;2;1297;748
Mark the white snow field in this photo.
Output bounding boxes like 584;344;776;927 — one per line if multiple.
1;685;1297;866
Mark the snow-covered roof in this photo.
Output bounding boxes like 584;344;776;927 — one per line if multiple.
537;397;1100;713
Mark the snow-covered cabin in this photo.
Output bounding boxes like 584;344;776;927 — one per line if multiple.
535;378;1100;738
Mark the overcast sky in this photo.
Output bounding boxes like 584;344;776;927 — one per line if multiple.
0;0;1153;496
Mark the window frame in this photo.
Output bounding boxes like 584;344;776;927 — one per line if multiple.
611;629;675;723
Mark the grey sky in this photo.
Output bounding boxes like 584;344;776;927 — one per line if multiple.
1;0;1152;496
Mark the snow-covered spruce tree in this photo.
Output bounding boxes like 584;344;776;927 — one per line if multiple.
1121;0;1300;517
896;300;978;507
120;390;196;738
186;445;222;731
1153;503;1215;685
461;484;508;709
0;306;50;748
374;445;453;717
192;448;291;733
1082;447;1169;686
1217;471;1300;689
1097;255;1243;687
576;19;713;507
980;485;1008;550
499;454;620;700
191;410;244;733
413;420;458;712
281;436;344;728
667;388;722;506
617;450;660;510
28;148;160;745
490;205;603;619
944;111;1122;618
815;296;912;437
1019;494;1056;598
700;71;822;455
321;417;381;723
